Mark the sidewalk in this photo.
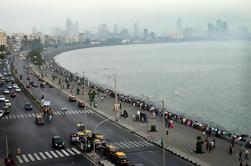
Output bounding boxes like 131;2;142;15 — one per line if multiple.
32;64;250;166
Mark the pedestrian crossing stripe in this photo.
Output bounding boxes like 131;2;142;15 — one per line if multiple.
113;140;154;149
16;147;81;164
0;110;93;120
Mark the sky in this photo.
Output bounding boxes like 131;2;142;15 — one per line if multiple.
0;0;251;35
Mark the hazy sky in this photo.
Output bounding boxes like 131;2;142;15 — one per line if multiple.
1;0;250;34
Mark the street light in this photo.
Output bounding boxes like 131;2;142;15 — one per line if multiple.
93;115;115;153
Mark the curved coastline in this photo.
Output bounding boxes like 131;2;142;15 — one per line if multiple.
44;44;250;139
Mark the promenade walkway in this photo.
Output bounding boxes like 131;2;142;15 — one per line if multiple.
32;63;250;166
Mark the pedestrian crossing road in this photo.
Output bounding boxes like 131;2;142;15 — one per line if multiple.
16;147;81;164
0;109;93;120
112;140;154;149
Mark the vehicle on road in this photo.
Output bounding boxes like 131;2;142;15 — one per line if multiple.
35;114;45;125
69;96;76;102
10;91;16;97
32;83;38;87
12;83;18;89
24;102;32;110
15;87;21;92
52;136;65;149
48;84;53;88
0;95;6;102
4;105;10;114
26;83;31;88
19;75;22;80
26;76;30;80
0;110;4;118
40;82;45;88
5;100;11;107
4;88;10;94
78;101;85;108
7;84;12;89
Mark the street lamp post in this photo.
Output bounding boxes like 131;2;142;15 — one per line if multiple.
93;116;115;153
162;99;166;166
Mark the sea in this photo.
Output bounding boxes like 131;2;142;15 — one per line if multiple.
54;41;251;135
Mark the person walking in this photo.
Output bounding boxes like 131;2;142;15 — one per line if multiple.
244;149;249;160
228;144;233;155
212;138;216;149
239;150;243;161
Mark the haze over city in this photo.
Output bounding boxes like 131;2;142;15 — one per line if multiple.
1;0;251;34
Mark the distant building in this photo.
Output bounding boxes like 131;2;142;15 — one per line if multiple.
66;18;74;35
120;28;130;39
78;33;85;43
133;23;139;39
169;32;183;40
143;28;148;40
176;18;182;32
97;24;109;40
0;30;7;46
113;24;118;34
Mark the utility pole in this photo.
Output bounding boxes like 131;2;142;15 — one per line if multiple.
162;99;166;166
114;71;118;121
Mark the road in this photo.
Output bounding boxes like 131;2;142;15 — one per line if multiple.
0;57;96;166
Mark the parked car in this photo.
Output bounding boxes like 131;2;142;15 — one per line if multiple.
52;136;65;149
6;84;12;89
25;102;32;110
12;83;18;89
5;100;11;107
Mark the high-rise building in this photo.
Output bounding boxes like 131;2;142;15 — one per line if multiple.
177;18;182;32
113;24;118;34
133;23;139;39
143;28;148;39
74;21;79;34
32;26;37;34
66;18;74;35
97;24;108;39
0;30;7;46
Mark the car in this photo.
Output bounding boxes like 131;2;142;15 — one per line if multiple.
5;100;11;107
0;95;5;101
26;83;31;88
3;105;10;114
32;83;38;87
35;114;45;125
6;84;12;89
78;101;85;108
69;96;76;102
27;76;30;80
10;91;16;97
0;110;4;118
19;75;23;80
3;72;7;76
15;87;21;92
52;136;65;149
25;102;32;110
12;83;18;89
48;84;53;88
4;89;10;94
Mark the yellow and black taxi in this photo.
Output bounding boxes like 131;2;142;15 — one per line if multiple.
69;95;76;102
35;114;45;125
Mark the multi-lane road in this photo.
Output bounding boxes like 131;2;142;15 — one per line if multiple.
0;54;194;166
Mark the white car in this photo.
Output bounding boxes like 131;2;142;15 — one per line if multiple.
0;110;4;118
12;84;18;89
15;87;21;92
0;95;5;101
5;100;11;107
4;89;10;94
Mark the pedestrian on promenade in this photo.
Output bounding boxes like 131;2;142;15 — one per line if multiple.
244;149;249;160
212;138;216;149
239;150;243;161
208;142;212;153
101;96;104;102
228;144;233;155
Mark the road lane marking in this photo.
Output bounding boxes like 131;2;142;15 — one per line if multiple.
21;154;29;162
24;114;29;117
129;141;140;147
39;152;47;159
55;150;64;157
71;111;77;114
16;115;21;118
28;114;32;117
56;111;61;115
16;156;24;163
66;148;75;155
61;149;70;156
134;141;146;147
27;154;35;161
119;142;130;148
31;113;36;116
115;143;125;148
20;114;24;118
33;153;41;160
44;151;53;159
71;147;81;154
143;141;154;146
49;151;59;158
122;142;134;148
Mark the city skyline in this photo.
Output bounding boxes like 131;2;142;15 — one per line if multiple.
1;0;251;34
